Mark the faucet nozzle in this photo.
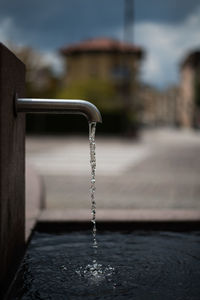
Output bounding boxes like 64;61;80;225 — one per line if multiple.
15;98;102;123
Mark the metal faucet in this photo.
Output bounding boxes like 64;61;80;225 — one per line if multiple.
15;97;102;123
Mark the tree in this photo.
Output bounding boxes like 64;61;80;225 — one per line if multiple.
57;78;123;112
9;44;60;98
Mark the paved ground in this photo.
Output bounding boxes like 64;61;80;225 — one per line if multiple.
26;128;200;210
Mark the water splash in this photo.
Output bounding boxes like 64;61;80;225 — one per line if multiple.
89;122;97;249
76;260;115;284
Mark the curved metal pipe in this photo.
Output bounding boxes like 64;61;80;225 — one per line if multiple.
16;98;102;123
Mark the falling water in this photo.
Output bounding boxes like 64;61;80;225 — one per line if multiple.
75;122;115;282
89;122;97;249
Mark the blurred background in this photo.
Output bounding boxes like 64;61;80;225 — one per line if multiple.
1;0;200;211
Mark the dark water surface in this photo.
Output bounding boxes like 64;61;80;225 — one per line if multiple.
11;231;200;300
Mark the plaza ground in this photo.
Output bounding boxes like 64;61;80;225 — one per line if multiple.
26;128;200;212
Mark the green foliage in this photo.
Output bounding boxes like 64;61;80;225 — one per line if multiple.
57;78;123;112
10;45;60;99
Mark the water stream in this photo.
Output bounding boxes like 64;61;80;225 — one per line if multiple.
85;122;115;281
89;122;97;249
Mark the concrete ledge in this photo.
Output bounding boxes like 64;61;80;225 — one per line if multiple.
26;165;45;240
39;209;200;222
37;209;200;232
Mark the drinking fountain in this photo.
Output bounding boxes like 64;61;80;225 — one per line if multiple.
1;43;200;300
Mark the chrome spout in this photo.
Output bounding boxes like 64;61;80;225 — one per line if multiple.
15;98;102;123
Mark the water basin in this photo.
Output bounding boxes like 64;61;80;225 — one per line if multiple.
10;230;200;300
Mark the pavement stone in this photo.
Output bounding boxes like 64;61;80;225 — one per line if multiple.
26;128;200;211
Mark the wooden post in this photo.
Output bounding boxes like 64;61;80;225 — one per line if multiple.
0;43;25;298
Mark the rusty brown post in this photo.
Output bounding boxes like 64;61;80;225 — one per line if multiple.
0;43;25;298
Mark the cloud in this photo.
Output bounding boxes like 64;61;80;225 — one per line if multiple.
0;17;16;44
40;50;64;75
134;6;200;88
0;17;63;75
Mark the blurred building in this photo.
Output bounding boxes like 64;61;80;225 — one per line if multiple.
179;51;200;128
60;37;144;134
138;85;179;127
60;37;143;85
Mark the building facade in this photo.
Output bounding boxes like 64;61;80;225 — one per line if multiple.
179;51;200;128
60;37;143;85
138;85;179;127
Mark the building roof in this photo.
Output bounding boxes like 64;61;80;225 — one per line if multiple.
60;37;144;57
181;50;200;69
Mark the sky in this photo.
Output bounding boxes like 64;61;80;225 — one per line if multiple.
0;0;200;89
